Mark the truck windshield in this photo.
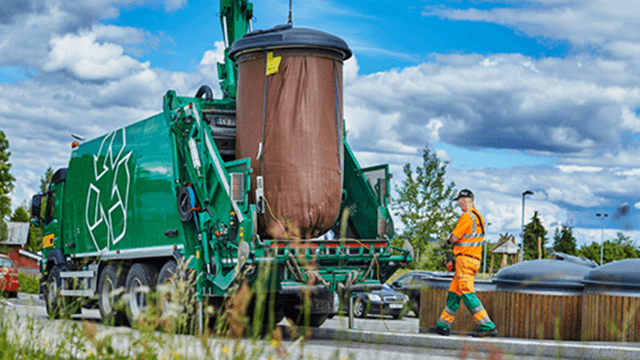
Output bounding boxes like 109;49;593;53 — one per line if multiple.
44;190;56;225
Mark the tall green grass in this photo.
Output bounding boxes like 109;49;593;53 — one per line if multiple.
0;258;315;360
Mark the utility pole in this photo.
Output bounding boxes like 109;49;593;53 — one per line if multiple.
596;213;608;265
483;222;491;278
520;190;533;262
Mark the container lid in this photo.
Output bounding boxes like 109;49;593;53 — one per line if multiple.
582;259;640;296
550;251;598;268
493;259;591;294
229;24;352;61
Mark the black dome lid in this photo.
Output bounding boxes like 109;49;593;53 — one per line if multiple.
493;259;591;294
583;259;640;295
550;251;598;268
229;24;352;61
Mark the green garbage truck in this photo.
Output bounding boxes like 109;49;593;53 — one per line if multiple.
31;0;411;330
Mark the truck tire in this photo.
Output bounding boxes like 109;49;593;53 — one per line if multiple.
44;266;66;319
125;263;159;326
284;307;328;328
98;265;129;326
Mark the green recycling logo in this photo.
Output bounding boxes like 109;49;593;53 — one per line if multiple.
85;129;132;251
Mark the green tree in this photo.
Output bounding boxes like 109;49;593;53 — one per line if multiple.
393;146;458;270
577;233;638;265
40;166;54;193
577;242;600;264
0;131;15;241
552;225;577;255
10;206;29;222
604;232;638;262
523;211;548;260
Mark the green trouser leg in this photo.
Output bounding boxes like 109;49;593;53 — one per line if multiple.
436;291;461;330
461;293;496;331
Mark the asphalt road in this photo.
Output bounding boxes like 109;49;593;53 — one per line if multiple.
2;293;637;360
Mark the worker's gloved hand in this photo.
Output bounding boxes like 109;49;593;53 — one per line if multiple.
444;258;455;272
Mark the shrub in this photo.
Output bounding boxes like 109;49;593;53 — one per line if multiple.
18;272;40;294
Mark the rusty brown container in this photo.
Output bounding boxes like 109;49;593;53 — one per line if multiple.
229;25;351;239
419;276;496;334
582;259;640;342
491;259;589;340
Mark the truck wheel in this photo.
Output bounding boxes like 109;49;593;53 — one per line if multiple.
44;266;66;319
98;265;129;326
284;307;328;328
157;261;183;316
125;263;158;326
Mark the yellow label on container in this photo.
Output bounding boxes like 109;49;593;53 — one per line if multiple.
43;234;55;248
266;52;281;76
239;226;244;241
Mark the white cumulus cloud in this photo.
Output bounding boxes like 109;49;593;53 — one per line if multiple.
43;32;144;81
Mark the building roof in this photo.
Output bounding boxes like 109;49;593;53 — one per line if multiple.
491;236;520;255
1;222;30;246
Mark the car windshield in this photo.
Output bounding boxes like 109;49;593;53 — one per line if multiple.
0;258;14;267
382;284;392;291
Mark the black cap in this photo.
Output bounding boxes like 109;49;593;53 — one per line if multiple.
454;189;474;200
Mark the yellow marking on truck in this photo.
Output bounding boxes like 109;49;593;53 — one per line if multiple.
196;250;200;259
43;234;55;248
239;226;244;241
266;52;281;75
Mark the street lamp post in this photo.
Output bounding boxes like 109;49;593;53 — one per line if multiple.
483;222;491;277
596;213;608;266
521;190;533;262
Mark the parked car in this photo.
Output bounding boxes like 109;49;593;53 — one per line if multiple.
344;284;409;319
0;254;19;298
390;271;451;317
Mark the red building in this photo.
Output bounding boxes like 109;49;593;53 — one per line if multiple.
1;222;40;276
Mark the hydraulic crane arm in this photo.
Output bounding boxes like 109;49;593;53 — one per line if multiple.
218;0;253;99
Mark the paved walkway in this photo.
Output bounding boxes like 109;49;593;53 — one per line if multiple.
316;314;640;360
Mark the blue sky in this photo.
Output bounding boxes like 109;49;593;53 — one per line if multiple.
2;0;640;248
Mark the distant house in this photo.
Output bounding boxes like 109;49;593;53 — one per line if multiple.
1;222;40;276
489;234;521;276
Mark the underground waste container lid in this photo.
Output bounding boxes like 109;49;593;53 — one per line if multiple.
582;259;640;295
493;259;591;294
229;24;352;61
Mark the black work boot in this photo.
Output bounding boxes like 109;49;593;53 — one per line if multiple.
428;326;450;336
474;328;499;338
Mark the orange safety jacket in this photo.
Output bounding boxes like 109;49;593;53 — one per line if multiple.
451;208;485;260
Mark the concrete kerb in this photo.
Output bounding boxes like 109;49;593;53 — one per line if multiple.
308;327;640;360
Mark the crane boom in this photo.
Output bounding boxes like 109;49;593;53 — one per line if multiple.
217;0;253;99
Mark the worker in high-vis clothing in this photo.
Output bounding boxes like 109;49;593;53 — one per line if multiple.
430;189;499;337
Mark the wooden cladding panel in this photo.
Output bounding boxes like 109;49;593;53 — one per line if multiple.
582;293;640;342
420;287;583;340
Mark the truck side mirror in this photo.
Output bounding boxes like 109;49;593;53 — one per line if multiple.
31;194;43;223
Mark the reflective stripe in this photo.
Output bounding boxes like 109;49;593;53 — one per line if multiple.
438;317;452;327
470;304;485;315
444;306;457;316
473;309;489;322
476;316;491;326
455;211;484;248
462;233;484;238
440;311;455;323
455;241;483;247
